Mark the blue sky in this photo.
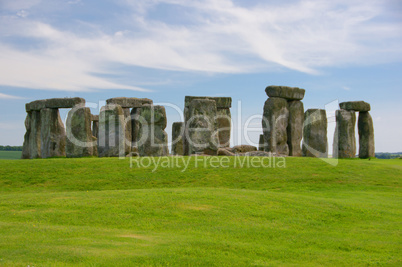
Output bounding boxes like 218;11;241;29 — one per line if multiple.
0;0;401;152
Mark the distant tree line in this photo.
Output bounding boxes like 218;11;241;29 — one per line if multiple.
0;145;23;151
375;153;402;159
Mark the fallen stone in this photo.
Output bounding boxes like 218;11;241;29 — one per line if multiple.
40;108;66;158
185;99;220;155
217;148;235;156
333;109;356;158
240;151;273;157
302;109;328;158
106;97;153;108
172;122;184;156
265;86;305;100
232;145;257;153
137;105;169;157
66;106;96;157
358;112;375;158
98;104;126;157
339;101;370;112
287;100;304;156
262;97;289;155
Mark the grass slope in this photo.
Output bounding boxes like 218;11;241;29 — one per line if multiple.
0;157;401;266
0;151;22;160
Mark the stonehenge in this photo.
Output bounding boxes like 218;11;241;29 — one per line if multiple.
302;109;328;158
333;101;374;158
262;86;305;156
21;90;375;159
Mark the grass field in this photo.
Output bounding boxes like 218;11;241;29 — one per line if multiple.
0;151;22;160
0;156;401;266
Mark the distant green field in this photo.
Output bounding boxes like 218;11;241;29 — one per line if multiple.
0;157;401;266
0;151;21;160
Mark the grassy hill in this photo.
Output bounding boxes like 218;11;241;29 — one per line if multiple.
0;151;22;160
0;157;401;266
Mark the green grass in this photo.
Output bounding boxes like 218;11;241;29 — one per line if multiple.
0;151;21;160
0;157;401;266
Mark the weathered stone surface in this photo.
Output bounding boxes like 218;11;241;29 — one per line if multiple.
358;112;375;158
240;151;273;157
185;99;219;155
131;107;142;151
184;96;232;108
123;108;132;155
258;134;267;151
22;113;32;159
302;109;328;158
92;121;99;139
27;111;42;158
217;148;235;156
91;115;99;122
106;97;153;108
287;100;304;156
172;122;184;155
26;97;85;111
333;109;356;158
216;108;231;147
40;108;66;158
262;97;289;155
265;86;305;100
66;106;96;158
339;101;370;112
137;105;168;157
98;104;125;157
232;145;257;153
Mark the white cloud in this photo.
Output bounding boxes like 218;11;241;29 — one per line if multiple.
0;0;401;92
0;93;25;99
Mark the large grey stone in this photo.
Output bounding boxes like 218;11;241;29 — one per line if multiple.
231;145;257;153
98;104;125;157
216;108;231;147
287;100;304;156
262;97;289;155
185;99;219;155
66;106;96;157
184;96;232;108
258;134;267;151
265;86;305;100
21;112;32;159
106;97;153;108
28;111;42;158
172;122;184;156
40;108;66;158
302;109;328;158
123;108;132;155
137;105;168;157
358;112;375;158
333;109;356;158
339;101;370;112
26;97;85;111
92;121;99;139
130;107;142;151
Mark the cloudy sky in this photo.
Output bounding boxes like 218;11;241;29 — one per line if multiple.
0;0;401;152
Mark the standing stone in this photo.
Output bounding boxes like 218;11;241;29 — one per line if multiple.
287;100;304;156
92;115;99;139
22;112;32;159
172;122;184;155
333;109;356;158
98;104;125;157
123;107;132;155
258;134;267;151
185;99;219;155
302;109;328;158
216;108;231;147
137;105;168;157
262;97;289;155
358;112;375;158
28;110;42;158
40;108;66;158
131;107;142;152
66;106;96;158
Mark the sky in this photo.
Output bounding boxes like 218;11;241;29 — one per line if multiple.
0;0;401;152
